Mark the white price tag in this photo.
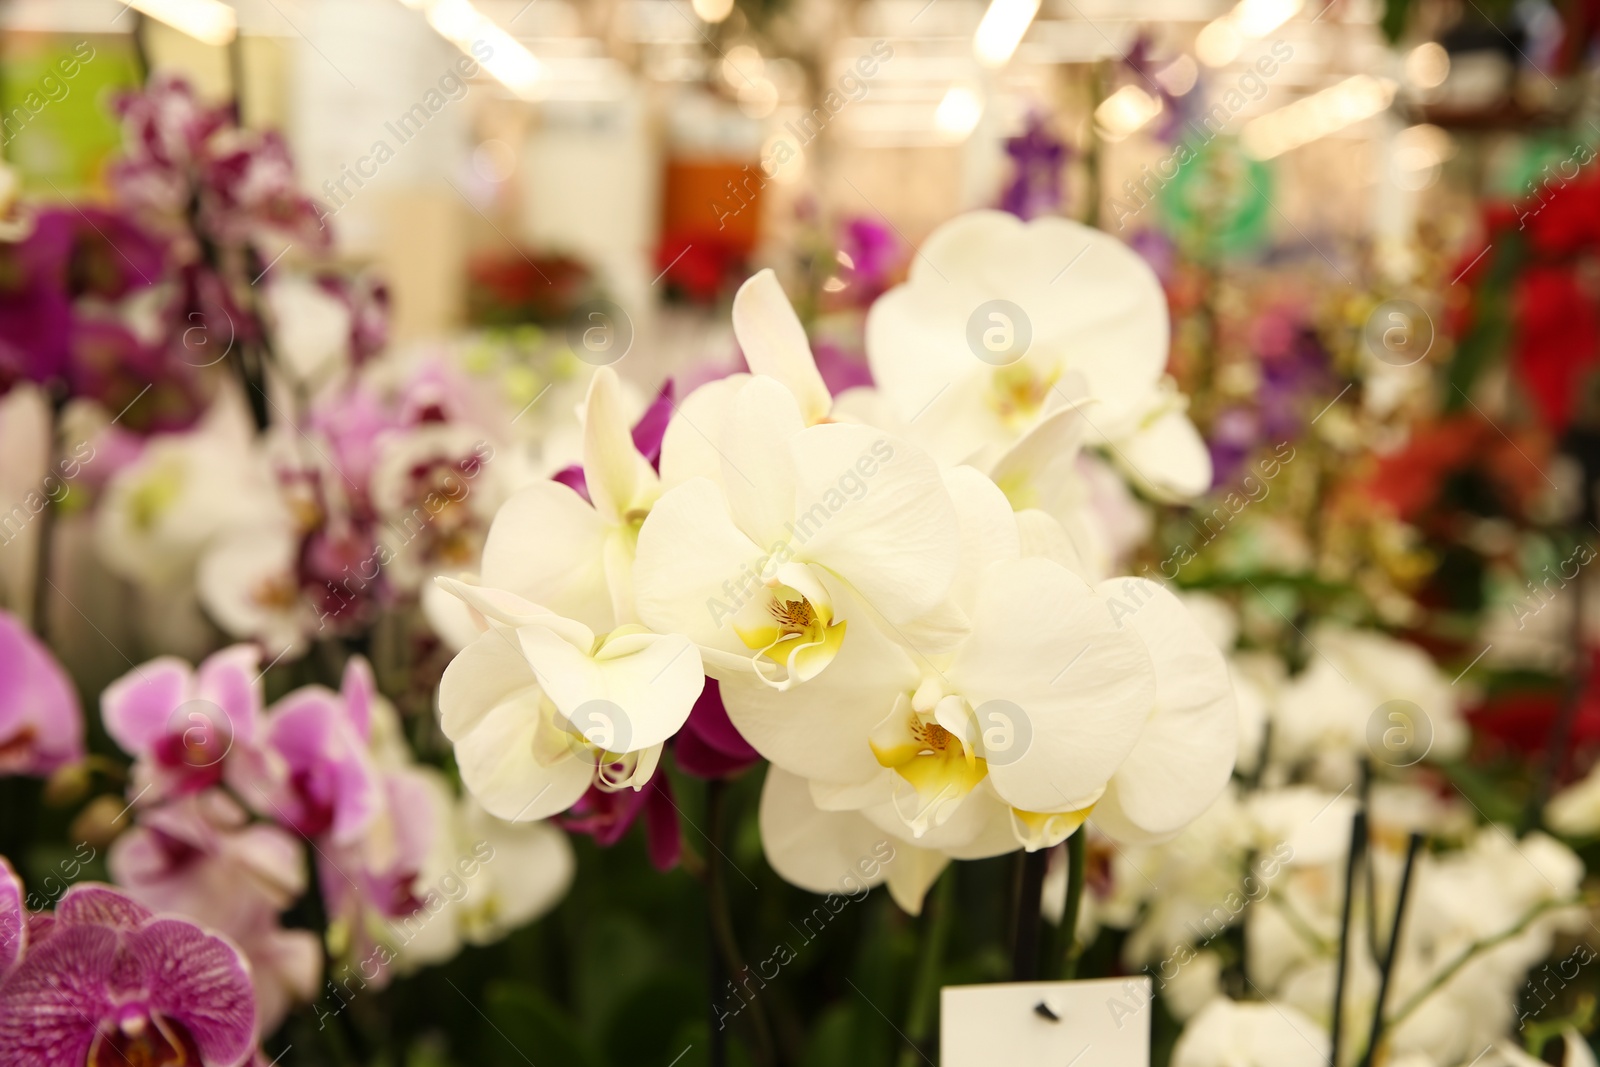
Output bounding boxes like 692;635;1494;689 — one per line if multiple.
940;978;1151;1066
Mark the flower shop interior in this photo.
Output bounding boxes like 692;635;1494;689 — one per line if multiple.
2;0;1599;1066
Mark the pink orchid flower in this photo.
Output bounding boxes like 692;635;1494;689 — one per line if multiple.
109;791;321;1035
0;610;84;777
247;657;381;845
0;878;256;1067
101;645;263;803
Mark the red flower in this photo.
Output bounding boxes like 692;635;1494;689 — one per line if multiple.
1513;264;1600;433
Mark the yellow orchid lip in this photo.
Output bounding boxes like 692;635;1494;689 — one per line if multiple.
732;586;847;688
988;362;1060;429
1010;803;1096;852
871;705;990;837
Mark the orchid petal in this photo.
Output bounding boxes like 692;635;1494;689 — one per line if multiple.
1088;578;1236;842
583;366;658;524
951;558;1154;814
733;269;832;425
101;657;191;758
479;481;613;633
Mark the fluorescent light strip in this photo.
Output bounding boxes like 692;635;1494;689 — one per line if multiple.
414;0;543;99
1240;74;1396;158
974;0;1040;68
127;0;237;46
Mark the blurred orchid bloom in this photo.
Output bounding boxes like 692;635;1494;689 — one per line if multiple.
437;582;703;822
414;783;575;954
0;162;28;242
0;609;84;777
477;366;660;633
243;656;383;846
865;210;1211;501
108;790;320;1034
636;376;961;688
101;644;263;802
0;857;24;979
0;882;256;1067
1170;999;1328;1067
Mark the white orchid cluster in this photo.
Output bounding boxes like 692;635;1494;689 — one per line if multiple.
436;210;1239;912
1080;591;1593;1067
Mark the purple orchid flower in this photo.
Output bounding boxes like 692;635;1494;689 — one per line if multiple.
201;130;332;254
835;216;899;302
0;609;84;778
247;657;380;845
562;682;759;870
563;774;682;871
1;857;24;978
675;680;759;780
108;790;320;1036
314;765;446;989
0;879;256;1067
110;74;328;257
999;112;1071;221
102;645;263;803
810;339;875;397
0;207;167;397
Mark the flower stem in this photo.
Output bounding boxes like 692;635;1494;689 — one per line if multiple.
705;779;777;1067
1329;810;1367;1067
1383;895;1579;1035
1059;832;1087;980
898;866;955;1067
1011;849;1049;981
29;390;63;645
1358;831;1423;1067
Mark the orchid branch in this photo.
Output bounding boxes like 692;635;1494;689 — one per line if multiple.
1383;895;1583;1035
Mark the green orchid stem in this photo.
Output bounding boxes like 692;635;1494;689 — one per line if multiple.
1011;849;1049;981
1380;896;1579;1039
1059;833;1087;981
705;780;778;1067
898;866;955;1067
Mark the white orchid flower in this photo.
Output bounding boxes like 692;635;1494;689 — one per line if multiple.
1087;577;1237;845
1171;999;1329;1067
759;765;965;916
478;366;659;632
658;268;876;492
436;581;703;822
635;376;961;688
726;531;1161;854
864;210;1210;500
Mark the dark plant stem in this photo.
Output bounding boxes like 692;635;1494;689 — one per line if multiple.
29;390;64;645
1059;832;1087;980
708;891;727;1067
1359;832;1423;1067
898;866;955;1067
705;780;777;1067
1010;849;1049;981
227;28;246;124
1329;810;1368;1067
